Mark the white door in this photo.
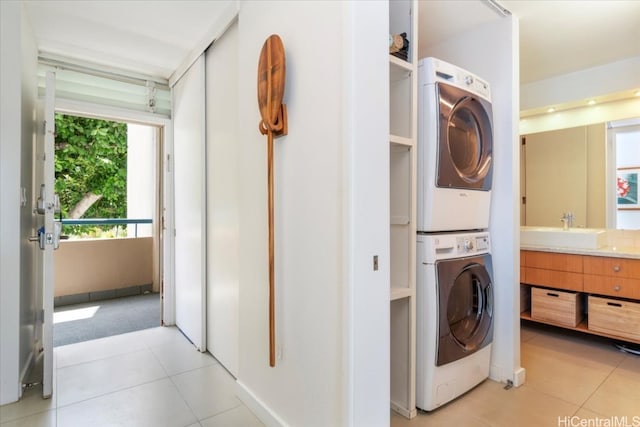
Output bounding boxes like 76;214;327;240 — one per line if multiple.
205;21;239;376
34;72;56;398
172;56;206;350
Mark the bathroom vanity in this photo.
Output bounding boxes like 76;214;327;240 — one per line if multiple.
520;229;640;344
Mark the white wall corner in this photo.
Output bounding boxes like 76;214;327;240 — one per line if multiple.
169;0;239;87
342;1;390;426
236;380;287;427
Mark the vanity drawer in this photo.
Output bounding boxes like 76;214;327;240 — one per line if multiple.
588;296;640;342
524;267;583;292
523;251;583;273
583;275;640;299
531;287;583;327
583;256;640;279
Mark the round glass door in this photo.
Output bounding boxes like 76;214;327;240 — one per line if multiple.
446;263;493;350
447;98;492;183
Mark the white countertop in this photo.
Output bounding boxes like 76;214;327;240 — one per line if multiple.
520;245;640;259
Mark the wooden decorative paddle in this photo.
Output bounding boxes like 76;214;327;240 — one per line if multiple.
257;34;287;367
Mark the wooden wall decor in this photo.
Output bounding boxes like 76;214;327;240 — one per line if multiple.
257;34;287;367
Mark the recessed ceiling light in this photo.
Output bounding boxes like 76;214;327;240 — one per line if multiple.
587;100;596;106
635;90;640;97
546;107;555;113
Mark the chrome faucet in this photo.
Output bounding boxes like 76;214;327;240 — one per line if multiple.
560;212;575;230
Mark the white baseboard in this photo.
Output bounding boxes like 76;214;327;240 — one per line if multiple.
236;380;287;427
513;367;526;387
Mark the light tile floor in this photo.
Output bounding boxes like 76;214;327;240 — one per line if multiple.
2;323;639;426
0;327;264;427
392;322;640;427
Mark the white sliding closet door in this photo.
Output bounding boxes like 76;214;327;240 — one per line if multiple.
205;21;239;376
173;56;206;350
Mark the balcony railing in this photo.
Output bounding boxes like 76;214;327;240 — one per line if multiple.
60;218;152;238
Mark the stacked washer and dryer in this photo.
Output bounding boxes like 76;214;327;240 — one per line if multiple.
415;57;495;411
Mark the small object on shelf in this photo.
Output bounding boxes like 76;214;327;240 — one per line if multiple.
389;32;409;61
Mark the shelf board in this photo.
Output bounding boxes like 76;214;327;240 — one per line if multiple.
391;216;410;226
520;311;640;345
390;287;414;301
389;134;414;148
389;54;413;75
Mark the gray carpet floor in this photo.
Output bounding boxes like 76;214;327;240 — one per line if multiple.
53;293;161;347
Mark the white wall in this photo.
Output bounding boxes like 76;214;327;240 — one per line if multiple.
520;56;640;112
235;2;344;425
0;1;38;405
520;97;640;135
342;2;390;425
173;56;207;350
422;13;523;384
232;1;389;425
205;19;240;377
127;124;156;237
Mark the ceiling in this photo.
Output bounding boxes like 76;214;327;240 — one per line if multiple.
419;0;640;84
24;1;640;85
23;0;234;80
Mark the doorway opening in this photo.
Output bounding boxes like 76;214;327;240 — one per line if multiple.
52;113;164;346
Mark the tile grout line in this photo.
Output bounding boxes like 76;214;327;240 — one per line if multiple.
575;352;629;416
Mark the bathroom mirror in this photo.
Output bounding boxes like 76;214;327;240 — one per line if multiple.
520;119;640;230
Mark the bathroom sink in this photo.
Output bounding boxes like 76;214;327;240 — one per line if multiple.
520;226;607;249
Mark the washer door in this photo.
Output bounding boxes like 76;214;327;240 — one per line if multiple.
436;82;493;190
436;256;493;366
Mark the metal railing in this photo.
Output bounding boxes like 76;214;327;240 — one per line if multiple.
60;218;152;238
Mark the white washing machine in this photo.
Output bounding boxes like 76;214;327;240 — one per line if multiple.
418;57;493;232
416;231;494;411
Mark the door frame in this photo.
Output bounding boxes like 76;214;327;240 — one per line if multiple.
52;98;176;325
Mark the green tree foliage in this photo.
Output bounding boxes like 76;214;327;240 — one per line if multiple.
54;114;127;236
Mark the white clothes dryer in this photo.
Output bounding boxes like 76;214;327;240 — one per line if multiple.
417;57;493;232
416;231;494;411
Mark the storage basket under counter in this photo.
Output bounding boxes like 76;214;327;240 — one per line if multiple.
588;295;640;342
530;287;584;327
520;249;640;345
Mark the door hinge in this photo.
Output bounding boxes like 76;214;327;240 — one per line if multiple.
522;196;526;205
521;136;526;146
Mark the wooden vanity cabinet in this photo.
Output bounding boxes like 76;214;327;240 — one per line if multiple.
522;251;583;292
583;256;640;299
521;250;640;345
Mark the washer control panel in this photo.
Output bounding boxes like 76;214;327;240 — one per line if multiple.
456;234;490;254
419;232;491;263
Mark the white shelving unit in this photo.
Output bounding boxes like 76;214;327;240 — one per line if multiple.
389;0;417;419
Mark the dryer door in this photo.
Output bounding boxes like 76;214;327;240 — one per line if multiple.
436;257;493;366
436;82;493;190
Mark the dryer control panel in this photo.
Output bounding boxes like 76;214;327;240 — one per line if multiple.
418;57;491;101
